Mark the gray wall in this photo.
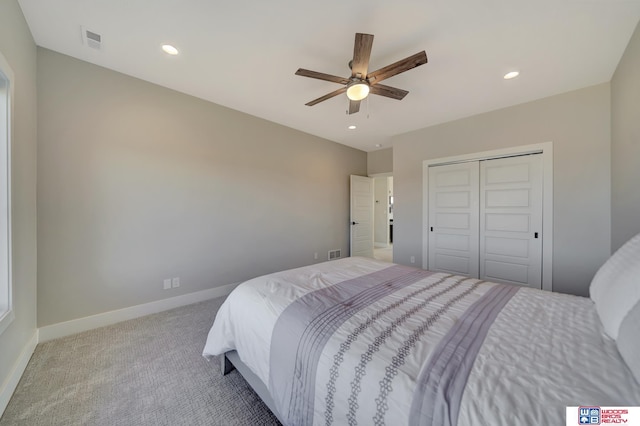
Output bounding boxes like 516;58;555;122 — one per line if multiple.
0;0;38;397
367;148;393;175
37;49;366;326
392;84;611;296
612;21;640;251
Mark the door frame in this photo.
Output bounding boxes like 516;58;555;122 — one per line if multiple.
422;142;553;291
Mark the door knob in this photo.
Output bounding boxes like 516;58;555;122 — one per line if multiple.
352;221;359;225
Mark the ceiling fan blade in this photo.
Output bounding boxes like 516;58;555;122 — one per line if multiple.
367;51;427;84
369;84;409;100
351;33;374;78
348;99;361;115
295;69;350;85
305;87;348;106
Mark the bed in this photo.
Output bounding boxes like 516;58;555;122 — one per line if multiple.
203;234;640;426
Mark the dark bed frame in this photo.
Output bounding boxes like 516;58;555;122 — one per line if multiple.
221;350;285;423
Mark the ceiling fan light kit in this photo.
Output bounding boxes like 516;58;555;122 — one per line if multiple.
346;80;370;101
295;33;427;115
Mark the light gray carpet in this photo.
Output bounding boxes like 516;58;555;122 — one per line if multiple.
0;297;281;426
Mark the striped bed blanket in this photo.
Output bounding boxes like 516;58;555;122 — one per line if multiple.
269;264;515;426
203;257;640;426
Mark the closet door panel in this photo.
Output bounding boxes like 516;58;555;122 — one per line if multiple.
428;162;480;277
480;155;543;288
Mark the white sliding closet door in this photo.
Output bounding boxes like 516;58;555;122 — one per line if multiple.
428;162;480;277
480;154;542;288
427;154;543;289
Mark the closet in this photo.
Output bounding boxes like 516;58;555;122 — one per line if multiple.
427;154;543;289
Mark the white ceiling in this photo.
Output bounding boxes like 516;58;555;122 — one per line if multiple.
18;0;640;152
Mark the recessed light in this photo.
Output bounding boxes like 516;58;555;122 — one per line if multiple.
504;71;519;80
348;125;357;130
375;144;382;148
162;44;179;55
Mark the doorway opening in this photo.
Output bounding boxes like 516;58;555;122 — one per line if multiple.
373;175;393;262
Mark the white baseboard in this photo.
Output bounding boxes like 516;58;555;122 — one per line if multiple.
39;283;240;343
0;329;38;416
374;242;390;248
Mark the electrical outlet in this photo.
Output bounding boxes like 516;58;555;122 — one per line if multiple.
410;256;415;264
172;277;180;288
163;278;171;290
314;252;318;260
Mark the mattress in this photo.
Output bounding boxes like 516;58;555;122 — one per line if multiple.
203;257;640;425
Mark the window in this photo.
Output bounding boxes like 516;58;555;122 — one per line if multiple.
0;51;13;336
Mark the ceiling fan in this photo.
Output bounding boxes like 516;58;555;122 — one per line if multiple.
295;33;428;115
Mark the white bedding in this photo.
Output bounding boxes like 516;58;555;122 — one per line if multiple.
458;287;640;425
203;257;640;425
203;257;395;384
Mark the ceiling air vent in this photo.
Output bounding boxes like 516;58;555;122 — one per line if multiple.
81;26;102;50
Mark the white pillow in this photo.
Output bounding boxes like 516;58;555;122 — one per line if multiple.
589;232;640;339
616;300;640;385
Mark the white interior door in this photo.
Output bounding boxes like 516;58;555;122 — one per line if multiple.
480;154;543;288
350;175;374;258
428;162;480;277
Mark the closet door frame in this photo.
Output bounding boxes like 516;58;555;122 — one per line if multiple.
422;142;553;292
